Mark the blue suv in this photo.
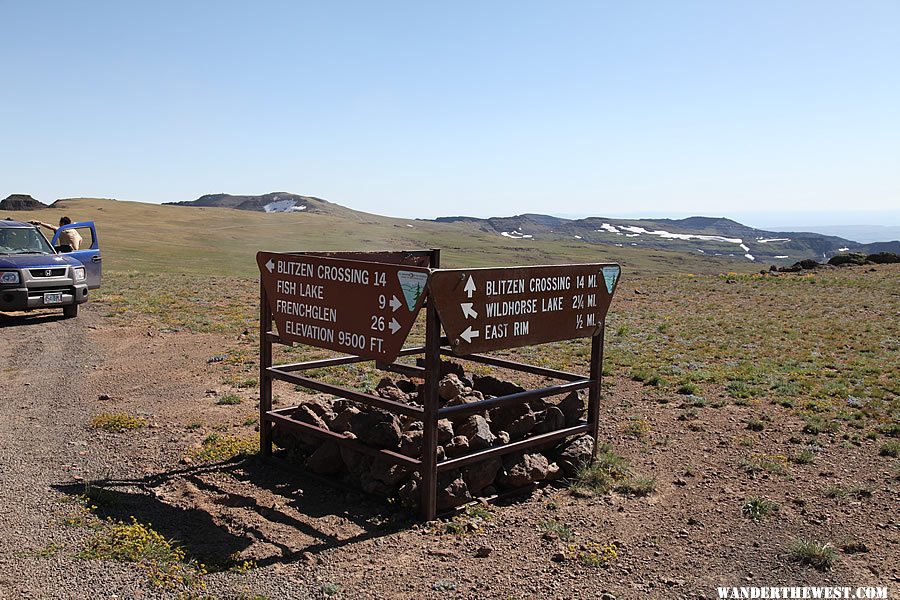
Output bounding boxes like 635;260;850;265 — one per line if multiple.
0;219;102;318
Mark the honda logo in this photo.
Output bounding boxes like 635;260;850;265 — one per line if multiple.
45;270;52;277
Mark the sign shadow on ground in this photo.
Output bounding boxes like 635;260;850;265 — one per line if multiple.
53;455;407;568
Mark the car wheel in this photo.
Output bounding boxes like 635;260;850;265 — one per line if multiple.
63;304;78;318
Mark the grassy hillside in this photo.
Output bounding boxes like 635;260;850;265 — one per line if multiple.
2;198;750;277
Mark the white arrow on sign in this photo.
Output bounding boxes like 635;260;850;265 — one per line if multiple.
265;259;275;273
389;317;401;334
464;275;476;298
460;302;478;319
460;326;479;343
390;295;402;312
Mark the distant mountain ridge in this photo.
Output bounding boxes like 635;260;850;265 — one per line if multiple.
75;189;900;263
432;213;899;263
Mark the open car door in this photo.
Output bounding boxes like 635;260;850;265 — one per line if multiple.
53;221;102;289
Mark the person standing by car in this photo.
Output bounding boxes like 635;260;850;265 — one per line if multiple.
30;216;82;251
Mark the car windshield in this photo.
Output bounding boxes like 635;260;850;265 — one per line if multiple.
0;227;55;255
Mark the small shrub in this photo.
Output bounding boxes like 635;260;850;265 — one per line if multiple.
741;454;789;476
787;539;837;571
188;433;258;463
432;580;457;592
793;448;816;464
726;380;754;399
878;423;900;437
78;517;206;589
678;408;698;421
89;413;146;432
677;382;699;395
540;520;575;541
229;559;257;573
742;497;779;522
803;416;839;435
615;476;656;497
37;542;62;558
442;519;474;535
463;504;492;521
216;393;242;406
571;542;618;567
624;416;651;439
236;378;258;389
645;374;665;387
321;582;341;596
879;440;900;457
572;445;629;495
746;418;765;432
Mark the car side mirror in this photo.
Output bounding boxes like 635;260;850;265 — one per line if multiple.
55;244;73;253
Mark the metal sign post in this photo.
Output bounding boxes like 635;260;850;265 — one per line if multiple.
258;250;620;520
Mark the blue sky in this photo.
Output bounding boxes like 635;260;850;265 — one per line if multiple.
2;1;898;225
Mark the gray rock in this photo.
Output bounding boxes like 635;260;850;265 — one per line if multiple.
559;391;586;426
327;406;361;433
437;471;472;510
532;406;565;435
498;452;558;488
292;404;328;430
445;392;484;410
270;422;302;449
456;415;496;450
497;431;511;444
291;404;329;446
489;401;527;429
557;434;595;477
375;378;408;402
437;419;454;444
340;445;372;474
398;473;421;508
305;441;343;474
474;375;525;398
399;430;423;457
438;374;467;401
403;418;424;432
445;435;470;458
359;472;393;496
395;378;419;395
369;457;409;486
463;458;502;495
506;410;538;440
350;409;402;448
301;398;334;419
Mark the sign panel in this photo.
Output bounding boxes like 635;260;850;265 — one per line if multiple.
257;252;430;362
428;263;620;355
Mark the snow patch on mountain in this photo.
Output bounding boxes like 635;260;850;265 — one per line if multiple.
501;229;533;239
264;199;307;213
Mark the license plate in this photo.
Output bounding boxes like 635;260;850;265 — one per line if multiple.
43;292;63;304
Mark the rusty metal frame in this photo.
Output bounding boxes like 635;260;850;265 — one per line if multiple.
259;249;607;521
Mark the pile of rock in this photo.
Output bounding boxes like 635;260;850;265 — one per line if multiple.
271;361;595;511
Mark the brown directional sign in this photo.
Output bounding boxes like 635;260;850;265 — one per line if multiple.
428;263;620;355
257;252;430;362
